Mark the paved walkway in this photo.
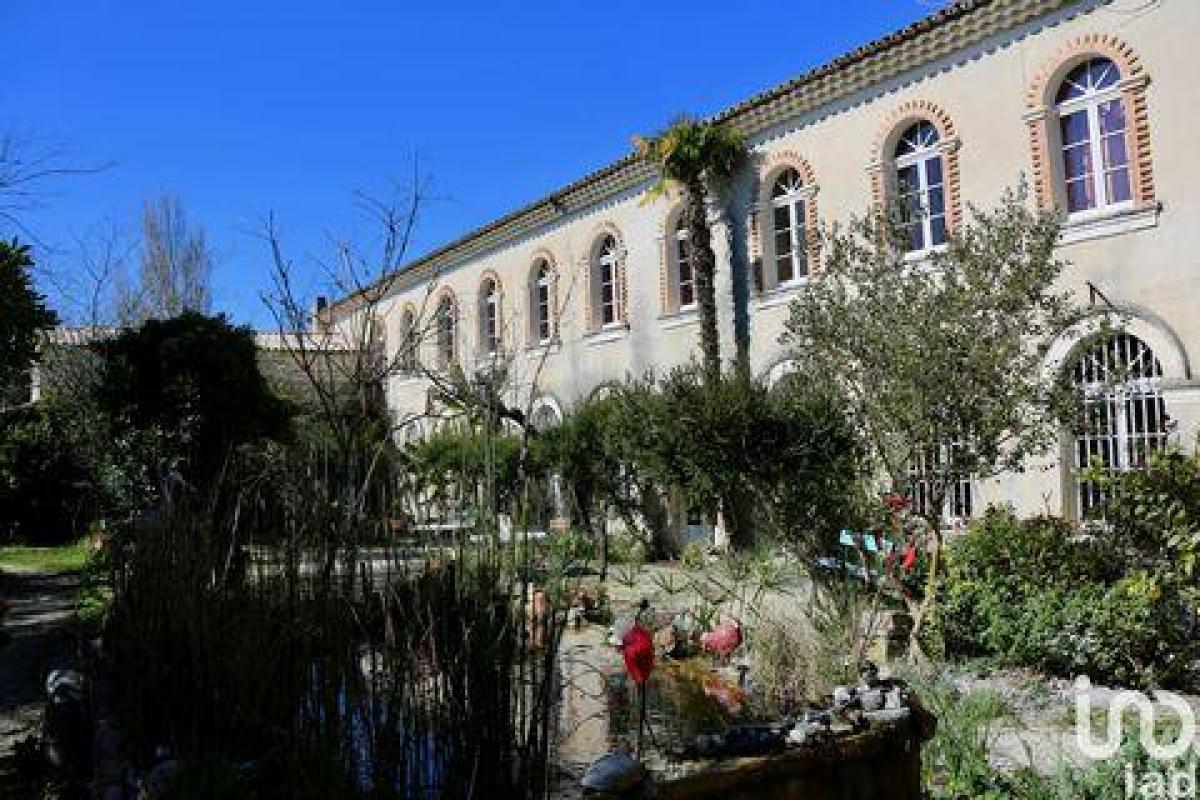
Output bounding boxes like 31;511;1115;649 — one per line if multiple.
0;568;81;793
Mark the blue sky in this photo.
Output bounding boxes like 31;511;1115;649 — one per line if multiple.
7;0;944;326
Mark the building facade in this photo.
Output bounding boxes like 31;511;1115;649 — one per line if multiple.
329;0;1200;524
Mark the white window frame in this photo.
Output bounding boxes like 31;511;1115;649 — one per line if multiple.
1056;58;1132;220
480;280;500;355
596;237;620;329
770;168;808;286
674;221;696;311
435;298;455;367
534;263;553;344
894;122;946;255
907;437;974;530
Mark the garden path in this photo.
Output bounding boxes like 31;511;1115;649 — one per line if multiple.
0;568;81;790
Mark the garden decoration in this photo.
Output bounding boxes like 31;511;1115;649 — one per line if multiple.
699;618;742;662
616;601;656;756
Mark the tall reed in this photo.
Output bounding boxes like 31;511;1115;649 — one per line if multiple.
104;429;568;799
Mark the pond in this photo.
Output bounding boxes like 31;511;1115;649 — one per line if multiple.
556;627;774;775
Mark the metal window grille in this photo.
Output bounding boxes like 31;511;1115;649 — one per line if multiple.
1072;332;1168;519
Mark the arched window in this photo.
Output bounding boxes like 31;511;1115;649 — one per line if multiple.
770;168;808;284
1071;332;1168;519
479;277;500;355
530;259;554;344
894;120;946;252
399;307;417;372
530;397;563;432
674;219;695;310
592;234;622;329
435;293;456;368
1025;37;1154;214
1056;57;1131;215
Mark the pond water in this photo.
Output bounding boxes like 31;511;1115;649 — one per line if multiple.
556;627;772;773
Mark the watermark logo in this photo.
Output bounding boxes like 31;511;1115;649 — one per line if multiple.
1075;675;1197;761
1074;675;1198;798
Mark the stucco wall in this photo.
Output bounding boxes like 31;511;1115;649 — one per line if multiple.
339;0;1200;521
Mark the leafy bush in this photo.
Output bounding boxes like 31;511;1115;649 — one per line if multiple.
0;407;96;544
1091;446;1200;581
939;509;1199;687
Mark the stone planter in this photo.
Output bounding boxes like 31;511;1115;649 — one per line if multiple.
653;711;928;800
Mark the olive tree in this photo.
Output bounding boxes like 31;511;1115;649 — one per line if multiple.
609;367;864;554
781;187;1083;650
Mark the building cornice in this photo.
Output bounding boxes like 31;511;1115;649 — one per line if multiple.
331;0;1081;318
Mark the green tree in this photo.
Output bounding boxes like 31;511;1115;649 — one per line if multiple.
781;187;1082;651
610;368;863;554
635;117;745;384
536;396;627;579
0;240;57;408
95;312;291;490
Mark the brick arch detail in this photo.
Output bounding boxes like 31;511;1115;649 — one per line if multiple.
869;100;963;237
750;150;822;283
581;221;629;331
1024;34;1154;210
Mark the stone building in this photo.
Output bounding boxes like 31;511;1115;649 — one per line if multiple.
328;0;1200;526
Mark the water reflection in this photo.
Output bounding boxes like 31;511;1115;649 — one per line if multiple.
556;628;767;771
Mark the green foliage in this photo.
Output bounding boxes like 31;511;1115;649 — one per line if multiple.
1090;445;1200;580
939;509;1199;688
610;368;863;555
606;534;646;566
540;527;596;569
632;115;745;197
405;426;526;517
95;312;291;488
782;187;1079;512
917;673;1199;800
0;239;57;407
536;395;625;519
918;678;1016;799
0;407;96;543
0;536;90;571
635;116;747;381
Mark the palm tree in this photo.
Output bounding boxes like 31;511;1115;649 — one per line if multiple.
635;116;745;385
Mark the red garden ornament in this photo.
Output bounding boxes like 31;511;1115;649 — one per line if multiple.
620;624;655;686
617;609;658;757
